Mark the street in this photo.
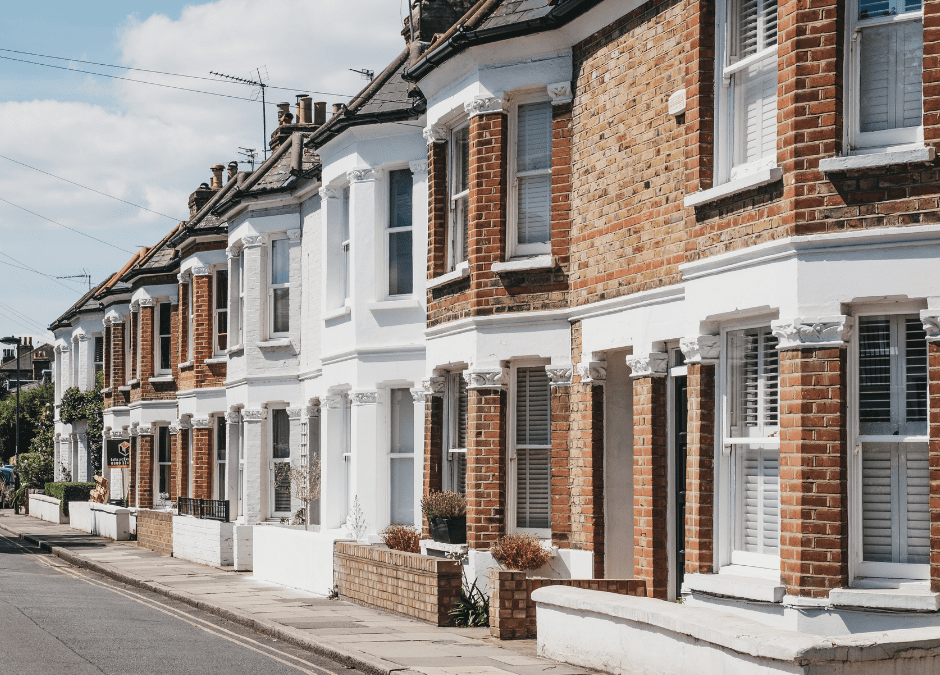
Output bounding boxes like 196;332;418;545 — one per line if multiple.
0;531;357;675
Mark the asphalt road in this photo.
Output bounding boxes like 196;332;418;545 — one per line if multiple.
0;532;358;675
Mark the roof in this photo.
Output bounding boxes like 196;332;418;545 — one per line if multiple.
480;0;555;27
245;136;319;194
0;343;52;373
48;275;112;330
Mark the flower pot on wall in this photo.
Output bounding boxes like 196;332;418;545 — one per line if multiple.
429;516;466;544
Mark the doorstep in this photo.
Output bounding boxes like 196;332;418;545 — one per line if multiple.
829;587;940;612
683;572;785;603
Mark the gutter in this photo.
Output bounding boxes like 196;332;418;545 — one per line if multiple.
167;174;240;248
402;0;602;82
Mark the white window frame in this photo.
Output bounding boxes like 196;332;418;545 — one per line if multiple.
507;360;553;539
213;268;228;356
849;306;930;584
443;371;468;495
388;387;416;526
269;406;292;516
94;336;104;376
717;321;782;574
154;425;171;507
385;167;414;299
447;120;470;272
154;302;172;375
846;1;924;153
214;415;227;501
508;93;553;260
715;0;779;185
268;235;290;339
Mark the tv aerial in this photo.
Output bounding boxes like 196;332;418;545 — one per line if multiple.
211;67;271;160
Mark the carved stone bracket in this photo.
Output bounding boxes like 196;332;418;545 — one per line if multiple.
286;407;302;420
411;388;426;402
626;353;668;378
347;167;374;183
421;376;445;397
351;391;379;406
177;270;192;284
109;430;126;440
137;424;153;436
190;417;212;429
771;317;852;350
129;426;139;437
585;358;610;382
922;311;940;342
104;310;124;326
680;335;721;364
225;411;240;424
548;81;573;106
320;395;344;410
423;124;448;144
321;186;340;200
130;300;140;312
226;241;243;259
191;266;211;277
547;366;573;390
286;229;301;242
303;405;320;418
464;95;507;118
241;234;262;248
464;368;509;390
138;297;155;308
241;409;265;422
409;159;428;176
167;423;179;434
177;417;192;430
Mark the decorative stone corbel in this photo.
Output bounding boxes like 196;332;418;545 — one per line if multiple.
286;229;301;242
421;376;445;397
423;124;448;144
242;409;265;422
109;429;126;440
347;167;374;183
225;411;240;424
286;407;302;419
411;388;426;402
321;186;340;200
921;311;940;342
241;234;262;248
626;353;668;378
130;300;140;312
190;417;212;429
351;391;379;406
137;424;153;436
680;335;721;364
191;265;211;277
546;366;573;391
177;270;192;284
771;317;852;350
320;396;344;410
464;95;508;118
303;405;320;418
168;423;180;435
226;243;243;259
464;367;509;390
129;425;139;437
409;159;428;176
548;81;573;106
138;297;155;308
177;417;192;429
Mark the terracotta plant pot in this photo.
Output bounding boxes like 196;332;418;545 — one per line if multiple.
429;516;467;544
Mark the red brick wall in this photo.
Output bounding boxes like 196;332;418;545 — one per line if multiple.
423;394;444;537
178;282;193;390
427;141;448;281
193;274;226;388
685;362;715;574
192;427;212;500
550;103;572;268
466;387;507;549
138;434;154;510
104;322;126;411
550;383;572;548
174;430;189;501
128;436;137;508
633;375;668;599
929;342;940;592
683;0;715;194
103;325;111;391
779;347;848;598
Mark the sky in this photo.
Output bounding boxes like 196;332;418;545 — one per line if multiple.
0;0;407;347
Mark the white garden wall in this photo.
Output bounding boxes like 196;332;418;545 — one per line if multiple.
29;494;67;524
68;501;131;540
252;526;352;595
172;516;233;567
233;524;253;571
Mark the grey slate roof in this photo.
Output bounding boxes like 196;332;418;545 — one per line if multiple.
246;140;319;194
479;0;554;28
353;49;413;116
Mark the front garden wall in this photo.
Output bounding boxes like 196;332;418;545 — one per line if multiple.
136;509;173;555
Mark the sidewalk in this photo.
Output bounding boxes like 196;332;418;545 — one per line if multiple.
0;512;595;675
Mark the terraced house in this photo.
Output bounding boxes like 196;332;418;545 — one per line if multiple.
47;0;940;670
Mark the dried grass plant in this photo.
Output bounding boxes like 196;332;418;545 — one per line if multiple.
490;533;551;571
420;490;467;519
381;524;421;553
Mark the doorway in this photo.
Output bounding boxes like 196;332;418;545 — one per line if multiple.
668;348;688;600
604;351;634;578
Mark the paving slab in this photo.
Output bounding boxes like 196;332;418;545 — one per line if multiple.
0;512;599;675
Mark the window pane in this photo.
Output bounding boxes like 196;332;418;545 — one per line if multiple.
341;186;350;242
217;311;228;351
517;102;552;172
905;317;927;425
159;303;171;336
158;427;170;463
272;409;290;459
859;317;892;428
390;457;414;525
516;368;550;446
734;56;777;168
94;336;104;364
728;327;778;436
859;0;920;20
216;270;228;308
274;463;291;511
273;288;290;333
388;230;413;296
517;174;551;245
217;416;226;461
859;22;923;133
450;451;467;495
343;243;351;300
218;464;226;502
457;375;468;449
456;195;469;264
389;169;413;230
271;239;289;285
159;465;170;495
160;336;171;371
390;388;414;454
736;0;777;57
453;126;469;194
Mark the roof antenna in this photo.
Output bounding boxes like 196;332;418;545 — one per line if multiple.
349;68;374;82
56;269;91;292
211;68;271;160
237;147;258;172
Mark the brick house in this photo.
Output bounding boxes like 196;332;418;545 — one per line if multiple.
404;0;940;646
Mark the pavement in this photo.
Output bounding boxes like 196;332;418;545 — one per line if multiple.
0;511;596;675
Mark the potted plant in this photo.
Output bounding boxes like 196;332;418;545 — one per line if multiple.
421;490;467;544
490;533;551;572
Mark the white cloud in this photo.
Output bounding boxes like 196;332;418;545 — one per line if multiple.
0;0;407;345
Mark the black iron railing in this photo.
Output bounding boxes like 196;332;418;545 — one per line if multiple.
178;497;230;522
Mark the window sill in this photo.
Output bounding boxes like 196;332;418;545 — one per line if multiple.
683;572;785;603
101;387;112;394
148;376;174;384
367;298;420;312
323;305;351;322
684;167;784;208
117;385;131;392
205;357;227;364
427;261;470;290
178;361;193;369
491;254;555;273
257;338;292;349
227;344;244;355
828;587;939;612
127;379;139;386
818;146;935;173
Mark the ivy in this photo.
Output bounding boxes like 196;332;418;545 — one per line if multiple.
59;372;104;475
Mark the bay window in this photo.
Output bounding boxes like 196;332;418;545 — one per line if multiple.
269;238;290;337
214;269;228;354
448;124;469;271
155;303;172;375
725;326;780;569
389;388;415;525
717;0;778;182
444;372;468;495
511;99;552;258
855;314;928;580
510;366;551;537
850;0;923;151
387;169;413;297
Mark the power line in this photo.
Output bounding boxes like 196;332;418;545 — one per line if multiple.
0;306;53;339
0;299;55;336
0;154;183;222
0;196;135;254
0;254;84;293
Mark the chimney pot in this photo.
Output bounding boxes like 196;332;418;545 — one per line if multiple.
296;96;312;124
332;103;345;116
210;165;224;190
277;102;293;126
314;101;326;125
227;162;238;182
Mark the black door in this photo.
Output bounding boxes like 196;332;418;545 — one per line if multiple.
674;373;688;599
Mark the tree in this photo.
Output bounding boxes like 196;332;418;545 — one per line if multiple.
0;381;54;464
287;459;321;530
59;372;104;475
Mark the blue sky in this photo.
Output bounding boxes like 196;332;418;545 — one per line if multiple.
0;1;405;346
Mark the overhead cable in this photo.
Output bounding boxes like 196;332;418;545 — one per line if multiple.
0;196;135;254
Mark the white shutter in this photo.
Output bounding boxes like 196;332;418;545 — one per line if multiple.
862;443;894;562
859;21;923;134
516;102;552;247
730;327;778;437
904;317;928;426
742;447;779;555
457;374;468;449
735;59;778;169
515;367;551;530
904;445;929;563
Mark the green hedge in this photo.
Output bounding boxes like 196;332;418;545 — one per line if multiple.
44;482;96;515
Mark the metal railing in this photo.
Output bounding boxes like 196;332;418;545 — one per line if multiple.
178;497;230;522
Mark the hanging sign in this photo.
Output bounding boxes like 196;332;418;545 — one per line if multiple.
106;439;130;468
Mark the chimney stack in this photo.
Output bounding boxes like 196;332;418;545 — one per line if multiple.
227;161;239;182
296;96;313;124
277;102;293;126
210;164;225;189
332;103;345;117
314;101;326;125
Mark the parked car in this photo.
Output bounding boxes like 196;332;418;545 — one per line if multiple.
0;466;17;509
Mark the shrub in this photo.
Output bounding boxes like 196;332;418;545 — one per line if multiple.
380;524;421;553
490;533;551;571
17;452;53;489
44;481;96;515
420;491;466;520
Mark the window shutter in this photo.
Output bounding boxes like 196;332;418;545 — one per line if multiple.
862;444;893;561
904;317;927;424
859;317;892;426
732;327;778;435
737;60;778;167
94;337;104;364
905;445;929;563
516;102;552;246
516;367;551;530
859;21;923;134
742;447;779;555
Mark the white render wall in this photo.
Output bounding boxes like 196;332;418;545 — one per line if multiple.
172;515;234;567
251;525;351;596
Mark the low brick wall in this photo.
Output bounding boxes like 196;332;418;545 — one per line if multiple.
489;569;647;639
137;509;173;556
334;542;462;626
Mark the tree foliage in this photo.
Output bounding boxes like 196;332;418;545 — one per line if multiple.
59;372;104;475
0;381;54;464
